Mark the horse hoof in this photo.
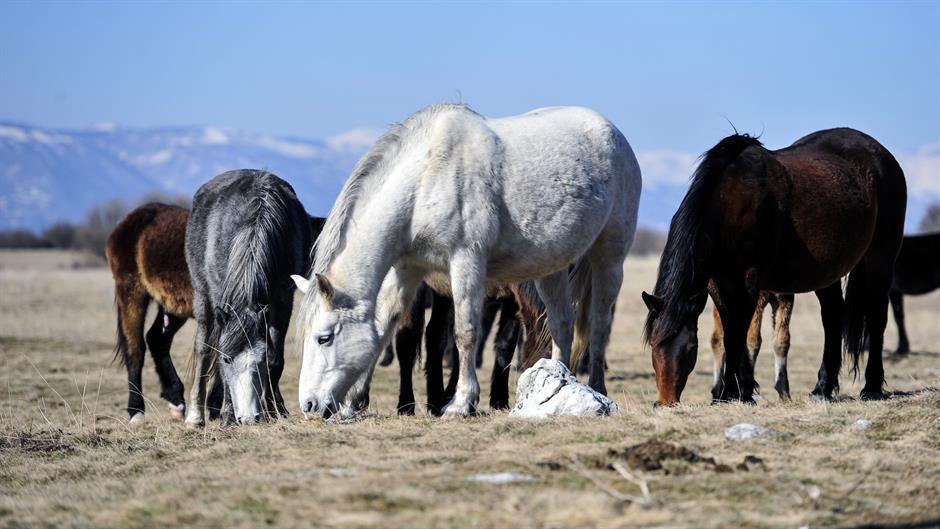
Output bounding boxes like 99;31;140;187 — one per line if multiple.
129;412;146;425
184;419;204;429
441;401;475;418
860;389;889;401
168;403;185;419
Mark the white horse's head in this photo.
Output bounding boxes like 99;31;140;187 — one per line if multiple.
292;273;377;419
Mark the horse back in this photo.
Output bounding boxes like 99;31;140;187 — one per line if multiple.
136;205;193;317
107;203;194;317
893;232;940;295
186;170;311;309
718;129;905;293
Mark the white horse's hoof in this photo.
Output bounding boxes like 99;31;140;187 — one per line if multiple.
441;401;475;418
129;412;146;425
168;403;185;419
184;419;204;429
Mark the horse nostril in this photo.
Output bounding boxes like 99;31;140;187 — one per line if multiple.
303;400;314;414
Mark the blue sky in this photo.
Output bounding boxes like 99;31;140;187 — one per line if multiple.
1;1;938;215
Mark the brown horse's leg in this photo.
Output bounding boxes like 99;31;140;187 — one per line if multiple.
770;294;794;399
145;306;186;417
744;293;766;394
712;279;758;403
710;306;725;397
889;289;909;354
490;296;520;410
116;285;149;422
811;281;843;400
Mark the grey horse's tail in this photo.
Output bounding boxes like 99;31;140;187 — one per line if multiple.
568;258;593;372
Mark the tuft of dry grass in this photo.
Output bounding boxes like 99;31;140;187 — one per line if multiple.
0;251;938;528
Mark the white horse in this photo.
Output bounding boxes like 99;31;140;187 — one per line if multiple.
292;104;641;417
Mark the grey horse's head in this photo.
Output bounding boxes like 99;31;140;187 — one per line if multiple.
213;304;271;424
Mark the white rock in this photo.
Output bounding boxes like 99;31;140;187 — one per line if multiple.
328;467;357;477
725;423;771;441
466;472;537;484
509;359;618;418
854;419;872;431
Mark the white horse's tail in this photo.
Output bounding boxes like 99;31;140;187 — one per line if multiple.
568;258;593;372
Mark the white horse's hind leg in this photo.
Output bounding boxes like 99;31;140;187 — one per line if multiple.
535;270;574;367
442;252;485;416
585;260;624;395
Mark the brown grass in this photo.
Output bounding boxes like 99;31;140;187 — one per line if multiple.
0;251;938;529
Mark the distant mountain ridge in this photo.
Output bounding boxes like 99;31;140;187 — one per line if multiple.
1;121;936;232
0;121;376;230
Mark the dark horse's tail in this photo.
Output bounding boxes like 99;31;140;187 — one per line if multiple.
111;301;130;367
843;261;868;375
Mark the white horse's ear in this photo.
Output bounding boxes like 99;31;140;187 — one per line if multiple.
315;273;335;304
291;274;311;294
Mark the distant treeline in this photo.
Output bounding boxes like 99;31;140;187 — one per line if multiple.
0;192;190;258
3;196;937;259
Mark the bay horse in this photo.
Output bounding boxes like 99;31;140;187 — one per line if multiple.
643;129;906;405
185;170;312;426
710;291;794;400
107;203;194;422
889;232;940;354
293;104;641;418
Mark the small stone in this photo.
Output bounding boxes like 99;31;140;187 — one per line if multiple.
509;359;617;418
328;467;357;477
854;419;872;431
725;423;771;441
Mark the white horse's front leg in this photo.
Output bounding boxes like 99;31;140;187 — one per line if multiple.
442;253;485;417
342;265;422;417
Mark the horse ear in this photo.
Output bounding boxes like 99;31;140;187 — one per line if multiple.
314;273;335;304
291;274;311;294
642;291;664;313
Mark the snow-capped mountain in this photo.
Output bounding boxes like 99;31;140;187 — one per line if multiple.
0;122;376;230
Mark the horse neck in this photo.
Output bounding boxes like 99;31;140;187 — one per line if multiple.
327;171;415;312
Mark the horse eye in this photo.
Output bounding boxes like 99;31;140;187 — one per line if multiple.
220;354;233;365
317;334;334;346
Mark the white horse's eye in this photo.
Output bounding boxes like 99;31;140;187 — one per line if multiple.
317;334;334;346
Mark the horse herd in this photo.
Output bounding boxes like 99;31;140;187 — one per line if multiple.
104;103;938;426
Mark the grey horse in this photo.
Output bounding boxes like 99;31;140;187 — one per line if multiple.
185;169;313;426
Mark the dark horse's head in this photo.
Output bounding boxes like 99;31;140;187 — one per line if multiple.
643;134;763;405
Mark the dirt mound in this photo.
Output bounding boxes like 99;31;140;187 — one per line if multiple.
609;439;719;472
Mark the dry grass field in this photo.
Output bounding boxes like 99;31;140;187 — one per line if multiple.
1;250;938;529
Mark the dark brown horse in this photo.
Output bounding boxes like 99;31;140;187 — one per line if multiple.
889;232;940;354
107;203;194;422
643;129;906;405
710;291;794;400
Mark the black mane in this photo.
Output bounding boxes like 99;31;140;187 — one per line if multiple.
644;134;763;343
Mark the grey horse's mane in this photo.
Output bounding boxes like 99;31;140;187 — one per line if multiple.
310;103;477;275
221;171;290;311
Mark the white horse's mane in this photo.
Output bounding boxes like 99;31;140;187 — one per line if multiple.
311;103;477;275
